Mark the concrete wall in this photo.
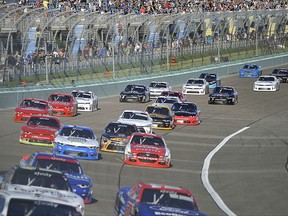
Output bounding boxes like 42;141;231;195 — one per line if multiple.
1;54;288;109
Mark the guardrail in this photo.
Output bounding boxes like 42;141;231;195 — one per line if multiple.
0;53;287;109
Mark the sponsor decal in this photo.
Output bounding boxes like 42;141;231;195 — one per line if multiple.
150;206;199;215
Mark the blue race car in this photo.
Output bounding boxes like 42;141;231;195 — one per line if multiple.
19;152;93;204
239;63;262;78
199;73;221;88
114;182;207;216
53;125;100;160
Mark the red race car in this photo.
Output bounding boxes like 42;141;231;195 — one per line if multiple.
160;90;187;102
19;115;61;147
48;93;78;117
172;102;201;125
123;132;171;168
14;98;53;123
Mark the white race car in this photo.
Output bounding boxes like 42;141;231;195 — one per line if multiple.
152;96;182;108
71;90;98;112
0;185;84;216
148;81;172;99
182;78;209;95
117;110;153;133
253;75;280;91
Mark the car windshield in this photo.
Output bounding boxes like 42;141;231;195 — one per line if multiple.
258;77;275;82
213;87;233;94
7;199;82;216
243;64;257;70
146;107;169;116
131;135;165;147
27;117;60;129
35;159;83;174
21;100;47;109
187;79;204;84
10;169;71;191
122;112;148;121
149;83;167;88
140;188;196;211
172;103;197;112
49;95;71;102
105;123;137;136
125;85;145;93
72;92;92;99
59;127;94;139
155;97;177;104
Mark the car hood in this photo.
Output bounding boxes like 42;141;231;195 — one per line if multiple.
121;91;143;95
184;84;204;87
131;144;165;154
255;81;276;84
149;88;168;91
64;173;91;185
149;113;169;119
50;101;73;107
137;203;207;216
21;125;59;134
118;118;151;127
55;136;99;147
76;98;93;103
103;132;127;139
174;111;197;117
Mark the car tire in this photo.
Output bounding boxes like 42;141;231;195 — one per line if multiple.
119;96;125;102
208;99;214;104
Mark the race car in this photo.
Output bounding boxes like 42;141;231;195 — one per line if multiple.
14;98;53;123
253;75;280;91
208;86;238;105
152;96;182;108
117;110;153;133
199;73;221;88
71;89;98;112
123;132;171;168
182;78;209;95
100;122;139;153
19;115;61;147
0;188;84;216
145;105;174;129
160;91;187;102
119;84;150;103
239;63;262;78
270;68;288;83
48;93;78;117
148;81;172;99
172;102;201;125
53;125;100;160
114;182;207;216
20;152;93;204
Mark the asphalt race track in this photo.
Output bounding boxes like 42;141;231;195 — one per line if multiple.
0;67;288;216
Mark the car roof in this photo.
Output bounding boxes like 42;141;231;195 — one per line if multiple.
61;125;93;130
34;152;79;164
14;165;64;175
132;132;163;138
137;182;192;194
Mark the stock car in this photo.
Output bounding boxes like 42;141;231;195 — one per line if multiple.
199;73;221;88
253;75;280;91
119;84;150;103
19;115;61;147
182;78;209;95
14;98;53;123
208;86;238;105
100;122;139;153
0;189;84;216
270;68;288;83
239;63;262;78
172;102;201;125
145;105;174;130
152;96;182;108
48;93;78;117
123;132;171;168
160;91;187;102
0;166;84;210
148;81;172;99
71;89;99;112
20;152;93;204
53;125;100;160
118;110;153;134
114;182;207;216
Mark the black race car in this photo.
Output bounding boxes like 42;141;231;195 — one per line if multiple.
119;84;150;103
270;68;288;83
199;73;221;88
208;86;238;105
145;105;174;130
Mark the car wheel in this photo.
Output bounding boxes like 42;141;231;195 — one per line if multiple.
208;99;214;104
119;96;125;102
141;96;146;103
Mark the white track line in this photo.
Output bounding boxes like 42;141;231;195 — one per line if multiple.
201;126;249;216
